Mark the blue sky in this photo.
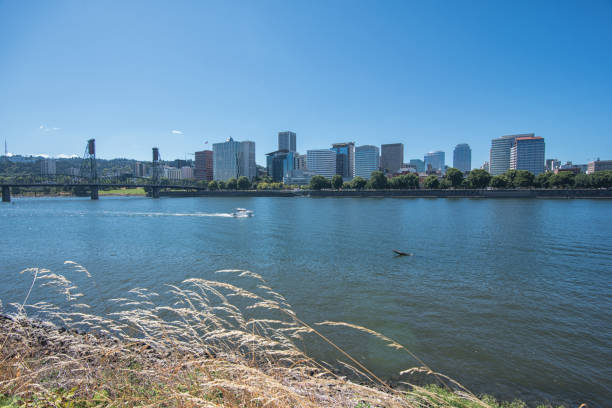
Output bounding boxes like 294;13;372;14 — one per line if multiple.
1;0;611;167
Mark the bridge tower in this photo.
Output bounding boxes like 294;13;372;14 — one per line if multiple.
81;139;98;199
1;186;9;202
151;147;162;198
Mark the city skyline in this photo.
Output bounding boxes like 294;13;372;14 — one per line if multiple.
1;1;611;165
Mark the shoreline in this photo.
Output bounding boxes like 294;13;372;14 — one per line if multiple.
160;188;612;199
0;314;556;408
3;188;612;200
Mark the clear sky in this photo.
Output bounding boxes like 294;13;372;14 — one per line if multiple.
1;0;611;167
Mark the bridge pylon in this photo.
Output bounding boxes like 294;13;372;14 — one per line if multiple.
84;139;99;199
2;186;10;202
151;147;161;198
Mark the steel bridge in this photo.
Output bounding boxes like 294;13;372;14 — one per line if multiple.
1;139;202;202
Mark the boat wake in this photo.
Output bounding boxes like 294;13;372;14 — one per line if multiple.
101;211;235;218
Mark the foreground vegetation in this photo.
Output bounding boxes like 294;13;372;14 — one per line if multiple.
0;263;567;408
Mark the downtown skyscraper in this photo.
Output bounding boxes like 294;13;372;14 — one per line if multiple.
278;131;296;152
510;136;545;175
381;143;403;174
213;137;257;181
355;145;380;179
453;143;472;173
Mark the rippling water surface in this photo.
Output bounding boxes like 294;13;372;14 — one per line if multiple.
1;197;611;406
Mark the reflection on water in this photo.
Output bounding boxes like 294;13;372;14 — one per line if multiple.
1;196;611;407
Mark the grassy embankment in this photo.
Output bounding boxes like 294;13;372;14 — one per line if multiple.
0;264;564;408
98;187;146;196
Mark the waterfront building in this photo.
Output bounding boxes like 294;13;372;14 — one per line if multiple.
163;166;182;180
481;161;490;172
355;145;380;179
381;143;403;174
306;149;336;179
554;165;581;175
256;165;267;179
213;138;256;181
133;162;148;178
587;159;612;173
490;134;532;175
424;151;445;174
278;131;296;152
194;150;213;181
40;158;56;176
545;159;561;172
266;150;295;182
294;153;307;170
284;169;315;185
181;166;194;179
67;167;80;177
453;143;472;173
331;142;355;178
509;136;545;175
409;159;425;173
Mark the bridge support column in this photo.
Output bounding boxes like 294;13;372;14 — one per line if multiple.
151;186;160;199
90;186;99;200
2;186;10;202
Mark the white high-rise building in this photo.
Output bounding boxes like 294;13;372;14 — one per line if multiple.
164;166;182;180
40;158;56;176
306;149;336;179
355;145;380;179
213;137;257;181
490;134;532;175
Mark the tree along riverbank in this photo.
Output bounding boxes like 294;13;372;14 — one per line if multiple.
158;188;612;199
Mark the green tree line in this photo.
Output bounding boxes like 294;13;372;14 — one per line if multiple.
308;169;612;190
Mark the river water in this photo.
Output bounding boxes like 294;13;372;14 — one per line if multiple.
1;196;610;406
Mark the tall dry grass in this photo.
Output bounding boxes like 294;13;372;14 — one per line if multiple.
0;262;491;407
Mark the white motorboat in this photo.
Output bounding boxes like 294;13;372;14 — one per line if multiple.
231;208;254;218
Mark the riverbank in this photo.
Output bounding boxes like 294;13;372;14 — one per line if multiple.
0;265;549;408
159;188;612;199
0;314;542;408
98;187;146;196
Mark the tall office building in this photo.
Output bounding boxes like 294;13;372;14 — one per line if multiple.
194;150;213;181
510;136;545;175
40;158;56;176
294;153;307;170
490;134;531;175
381;143;404;174
181;166;194;179
133;162;148;178
355;145;380;179
331;142;355;178
213;138;256;181
306;149;336;179
266;150;295;182
278;131;296;152
409;159;425;173
453;144;472;173
424;151;445;174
